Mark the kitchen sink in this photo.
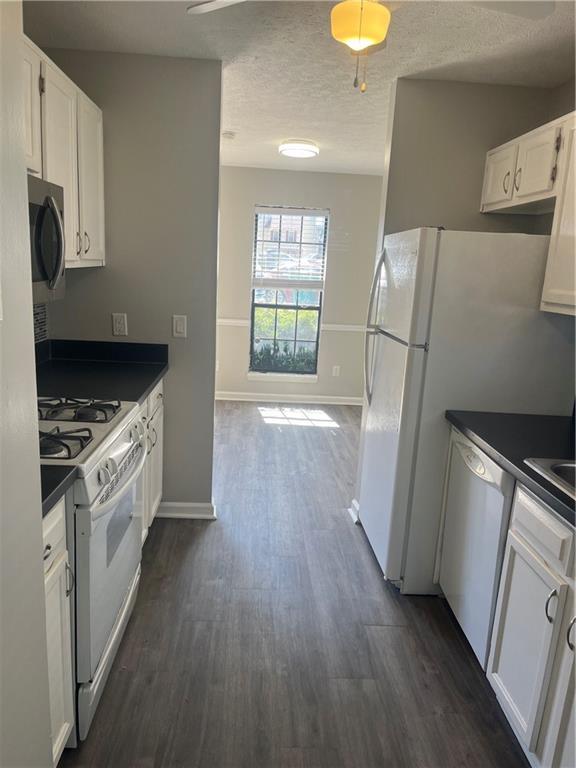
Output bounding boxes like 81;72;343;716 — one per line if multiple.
524;458;576;501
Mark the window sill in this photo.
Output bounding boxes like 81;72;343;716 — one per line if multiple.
247;372;318;384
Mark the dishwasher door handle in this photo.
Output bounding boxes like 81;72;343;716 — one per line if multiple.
452;439;514;494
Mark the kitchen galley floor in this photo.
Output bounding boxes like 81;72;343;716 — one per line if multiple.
62;401;528;768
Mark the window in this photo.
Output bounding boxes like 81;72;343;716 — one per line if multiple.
250;207;329;375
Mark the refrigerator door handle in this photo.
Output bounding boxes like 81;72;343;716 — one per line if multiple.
366;249;386;329
364;329;379;404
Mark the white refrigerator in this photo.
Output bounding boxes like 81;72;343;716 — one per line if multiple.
357;227;575;595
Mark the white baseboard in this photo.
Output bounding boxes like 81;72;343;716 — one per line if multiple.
215;391;363;406
348;498;361;524
156;501;217;520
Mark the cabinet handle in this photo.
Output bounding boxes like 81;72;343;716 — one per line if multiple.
147;435;153;456
503;171;510;194
568;617;576;651
152;427;158;449
76;232;82;256
514;167;522;192
65;562;75;597
84;232;91;254
544;588;558;623
43;543;52;561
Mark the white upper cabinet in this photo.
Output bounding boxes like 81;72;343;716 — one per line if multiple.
513;124;561;201
77;93;106;266
22;38;42;175
541;120;576;316
41;59;80;266
481;144;518;207
23;35;105;268
480;113;573;213
487;529;567;750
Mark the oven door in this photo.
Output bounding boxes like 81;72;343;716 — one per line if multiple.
74;445;146;683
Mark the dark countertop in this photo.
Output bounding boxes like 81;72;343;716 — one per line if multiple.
37;339;169;514
36;339;169;405
446;410;574;527
41;465;77;517
37;359;168;404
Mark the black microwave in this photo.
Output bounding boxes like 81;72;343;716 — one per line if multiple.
28;175;65;303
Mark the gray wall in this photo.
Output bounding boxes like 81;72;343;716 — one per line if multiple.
383;78;573;236
217;167;382;402
45;49;221;505
0;3;53;765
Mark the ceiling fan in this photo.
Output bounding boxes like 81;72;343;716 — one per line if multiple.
186;0;556;19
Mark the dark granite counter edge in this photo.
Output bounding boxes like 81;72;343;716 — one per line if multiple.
134;362;169;404
41;466;77;517
446;411;574;527
36;339;169;365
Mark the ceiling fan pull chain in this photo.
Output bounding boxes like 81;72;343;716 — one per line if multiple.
360;57;368;93
353;54;360;88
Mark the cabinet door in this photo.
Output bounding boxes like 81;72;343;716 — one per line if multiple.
41;60;80;266
537;583;575;768
45;552;74;766
77;93;105;265
487;530;567;750
541;124;576;315
481;144;517;207
513;124;561;200
149;405;164;522
22;39;42;174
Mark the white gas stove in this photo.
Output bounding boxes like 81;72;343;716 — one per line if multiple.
38;397;145;505
38;395;146;743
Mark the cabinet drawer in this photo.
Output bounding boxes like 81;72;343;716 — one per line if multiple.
147;380;164;419
511;486;573;575
42;497;66;574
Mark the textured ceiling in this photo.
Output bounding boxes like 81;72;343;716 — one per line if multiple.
24;1;575;174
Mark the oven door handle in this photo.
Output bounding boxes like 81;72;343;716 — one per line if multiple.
79;445;147;522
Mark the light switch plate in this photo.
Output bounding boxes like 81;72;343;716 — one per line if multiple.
112;313;128;336
172;314;187;338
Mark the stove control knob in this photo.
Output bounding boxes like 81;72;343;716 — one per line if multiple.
106;458;118;476
98;465;113;486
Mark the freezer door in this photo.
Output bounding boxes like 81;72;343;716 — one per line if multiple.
375;228;440;345
358;333;427;581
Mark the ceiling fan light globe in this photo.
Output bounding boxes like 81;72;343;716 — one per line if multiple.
331;0;391;51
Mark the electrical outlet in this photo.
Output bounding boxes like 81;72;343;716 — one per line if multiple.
172;314;187;338
332;365;341;377
112;313;128;336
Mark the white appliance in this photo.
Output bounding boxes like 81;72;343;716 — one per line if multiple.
39;398;147;742
357;228;575;595
438;428;514;669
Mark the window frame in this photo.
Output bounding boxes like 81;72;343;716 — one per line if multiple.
248;206;329;376
249;290;323;375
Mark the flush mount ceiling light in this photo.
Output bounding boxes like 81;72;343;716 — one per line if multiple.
278;140;320;159
331;0;392;92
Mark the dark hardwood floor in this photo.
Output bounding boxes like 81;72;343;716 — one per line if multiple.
62;401;528;768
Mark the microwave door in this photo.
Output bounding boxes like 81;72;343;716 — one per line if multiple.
29;176;65;304
45;195;65;289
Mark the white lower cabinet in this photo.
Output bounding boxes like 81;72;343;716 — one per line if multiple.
488;485;574;767
43;499;74;767
537;586;575;768
142;381;164;542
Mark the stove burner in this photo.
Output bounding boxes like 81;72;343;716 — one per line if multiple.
39;426;93;460
38;398;122;424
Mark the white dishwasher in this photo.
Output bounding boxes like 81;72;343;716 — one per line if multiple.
438;428;515;670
